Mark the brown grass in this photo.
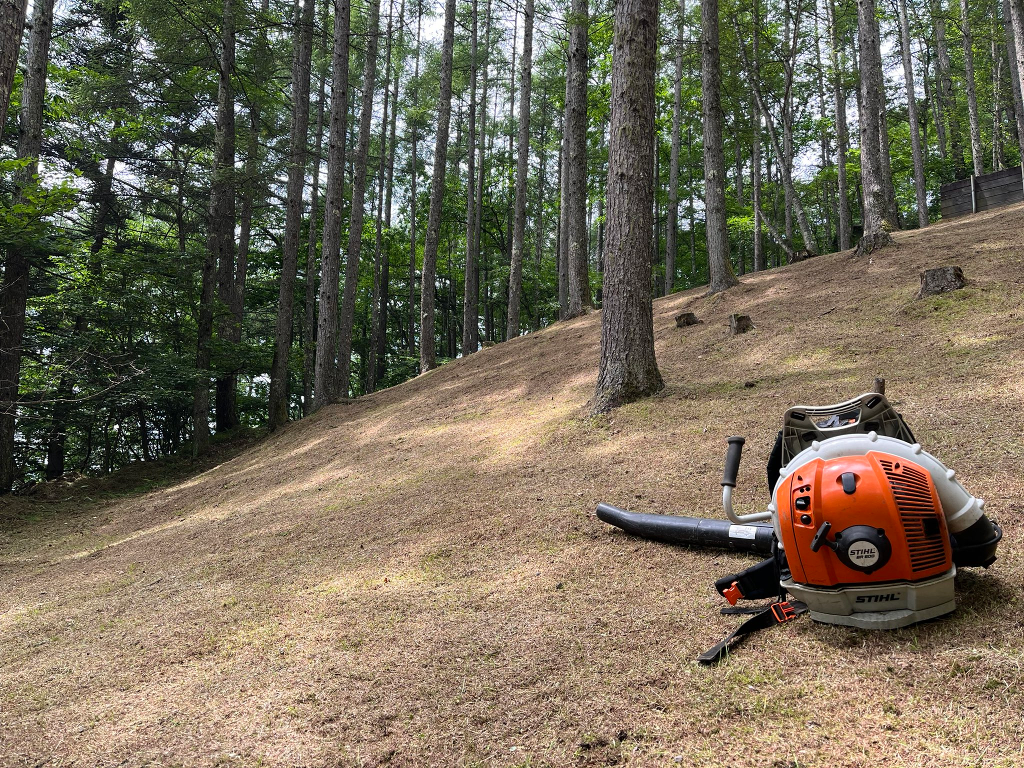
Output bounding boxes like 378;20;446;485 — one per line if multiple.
2;203;1024;767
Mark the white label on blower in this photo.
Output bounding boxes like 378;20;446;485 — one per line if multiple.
849;542;880;567
729;525;759;541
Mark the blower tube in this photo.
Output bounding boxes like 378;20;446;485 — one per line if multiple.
596;503;774;555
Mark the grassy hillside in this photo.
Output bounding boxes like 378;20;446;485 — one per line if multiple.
2;204;1023;767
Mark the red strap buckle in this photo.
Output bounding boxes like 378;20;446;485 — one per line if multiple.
722;581;743;606
771;601;798;623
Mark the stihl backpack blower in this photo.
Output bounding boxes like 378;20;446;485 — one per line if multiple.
596;392;1002;664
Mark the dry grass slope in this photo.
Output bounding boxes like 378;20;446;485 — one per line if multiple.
2;203;1024;768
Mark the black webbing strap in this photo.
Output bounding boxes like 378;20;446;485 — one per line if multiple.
697;600;808;666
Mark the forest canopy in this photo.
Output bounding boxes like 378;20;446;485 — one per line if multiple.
1;0;1021;492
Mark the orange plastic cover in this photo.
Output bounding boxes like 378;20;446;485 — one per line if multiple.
777;451;952;587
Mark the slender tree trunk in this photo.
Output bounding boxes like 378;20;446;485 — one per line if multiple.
0;0;27;144
557;113;568;316
687;122;696;275
469;0;492;348
419;0;457;372
828;0;852;250
898;0;929;228
1007;0;1024;158
212;0;241;434
934;1;966;177
960;0;985;175
303;33;328;416
666;0;684;294
408;4;422;359
705;0;738;292
594;0;664;414
502;8;517;343
1006;0;1024;161
193;0;235;452
269;0;315;429
565;0;591;318
752;97;764;270
369;0;402;391
813;3;834;249
336;0;381;396
993;23;1004;171
313;0;353;409
462;0;480;354
507;0;534;337
856;0;893;251
533;89;548;330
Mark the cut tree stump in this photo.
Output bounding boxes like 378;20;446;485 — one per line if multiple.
917;266;966;298
729;314;754;335
675;312;702;327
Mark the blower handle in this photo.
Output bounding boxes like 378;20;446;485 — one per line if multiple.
721;436;772;524
721;436;746;488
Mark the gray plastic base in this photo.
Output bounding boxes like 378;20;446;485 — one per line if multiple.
805;600;957;629
781;568;956;630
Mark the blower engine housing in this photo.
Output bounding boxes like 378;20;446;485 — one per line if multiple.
774;450;956;629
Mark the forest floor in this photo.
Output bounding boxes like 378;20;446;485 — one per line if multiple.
3;205;1024;768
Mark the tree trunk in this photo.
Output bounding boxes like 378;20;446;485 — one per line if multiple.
1007;0;1024;163
992;22;1004;171
313;0;353;409
1006;0;1024;162
959;0;985;175
813;3;834;249
336;0;381;396
704;0;738;293
4;0;56;487
565;0;590;318
557;112;568;316
269;0;315;429
593;0;664;414
469;0;492;348
856;0;893;251
302;28;328;417
407;5;422;359
898;0;929;228
211;0;239;434
507;0;534;337
752;96;764;270
934;0;966;177
462;0;480;354
0;0;27;144
419;0;457;372
368;0;402;392
502;11;517;344
827;0;852;251
533;89;548;330
666;0;684;294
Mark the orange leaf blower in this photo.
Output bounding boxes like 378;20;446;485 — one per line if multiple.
597;392;1002;662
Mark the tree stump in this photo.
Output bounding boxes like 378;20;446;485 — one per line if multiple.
917;266;965;298
729;314;754;335
675;312;702;327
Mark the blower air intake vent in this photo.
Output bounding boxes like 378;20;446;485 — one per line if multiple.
878;459;948;572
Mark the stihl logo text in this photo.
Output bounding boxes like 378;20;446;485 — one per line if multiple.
855;593;901;603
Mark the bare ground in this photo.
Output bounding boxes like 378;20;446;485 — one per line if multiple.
2;204;1024;768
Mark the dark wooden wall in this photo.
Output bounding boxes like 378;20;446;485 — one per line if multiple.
941;167;1024;220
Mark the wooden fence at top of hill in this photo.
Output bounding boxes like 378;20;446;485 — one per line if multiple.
940;166;1024;220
